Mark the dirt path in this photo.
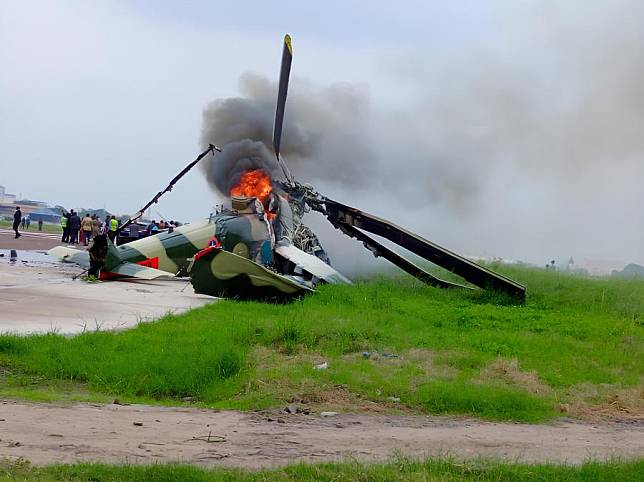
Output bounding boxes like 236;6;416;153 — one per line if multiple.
0;400;642;467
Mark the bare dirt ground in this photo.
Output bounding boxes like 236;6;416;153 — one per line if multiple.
0;228;62;251
0;250;215;334
0;400;642;467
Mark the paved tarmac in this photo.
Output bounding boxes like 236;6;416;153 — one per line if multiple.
0;249;216;335
0;228;62;250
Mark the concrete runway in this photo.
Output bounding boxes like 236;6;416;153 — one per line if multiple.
0;227;63;251
0;249;216;335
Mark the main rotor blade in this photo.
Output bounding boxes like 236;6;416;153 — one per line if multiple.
273;34;294;183
119;144;221;232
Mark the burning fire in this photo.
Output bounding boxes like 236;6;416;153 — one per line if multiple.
230;169;273;205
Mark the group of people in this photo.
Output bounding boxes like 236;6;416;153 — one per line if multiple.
10;205;179;245
21;215;44;231
145;219;178;236
60;211;119;246
10;206;45;238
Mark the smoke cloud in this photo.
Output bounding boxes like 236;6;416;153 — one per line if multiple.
200;1;644;271
199;72;374;196
201;139;278;195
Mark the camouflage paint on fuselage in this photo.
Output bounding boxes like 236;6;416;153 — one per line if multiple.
213;213;272;265
112;211;272;276
114;220;215;274
49;209;307;298
189;246;309;299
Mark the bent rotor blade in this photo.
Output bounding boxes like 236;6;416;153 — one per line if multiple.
327;198;526;301
331;220;472;290
273;34;294;183
302;192;527;302
119;144;221;232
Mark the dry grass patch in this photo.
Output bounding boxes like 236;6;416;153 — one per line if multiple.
290;384;406;413
404;348;435;371
251;345;323;371
479;357;551;395
559;383;644;421
243;346;408;413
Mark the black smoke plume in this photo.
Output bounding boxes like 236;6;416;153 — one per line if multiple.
200;1;644;269
199;72;374;197
201;139;278;195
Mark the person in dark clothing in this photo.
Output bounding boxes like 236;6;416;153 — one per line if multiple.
69;210;81;244
61;211;71;243
13;206;22;238
129;222;140;240
107;215;119;243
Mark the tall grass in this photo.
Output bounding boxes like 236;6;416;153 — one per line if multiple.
1;458;642;481
1;266;642;421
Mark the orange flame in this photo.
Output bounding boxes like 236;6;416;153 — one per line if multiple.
230;169;273;205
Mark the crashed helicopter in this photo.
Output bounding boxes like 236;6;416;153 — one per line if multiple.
50;35;526;302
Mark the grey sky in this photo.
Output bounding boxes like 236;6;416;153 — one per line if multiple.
2;1;644;267
0;0;488;214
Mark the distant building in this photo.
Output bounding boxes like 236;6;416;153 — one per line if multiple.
15;199;47;207
0;185;18;220
28;207;61;224
0;185;17;204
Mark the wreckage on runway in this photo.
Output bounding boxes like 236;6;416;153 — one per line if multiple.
50;35;526;302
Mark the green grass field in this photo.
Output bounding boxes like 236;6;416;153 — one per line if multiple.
1;265;642;422
0;219;61;234
1;457;642;481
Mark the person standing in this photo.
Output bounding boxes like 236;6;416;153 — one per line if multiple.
129;222;140;241
81;213;93;246
21;215;26;230
92;215;101;240
108;215;119;243
60;211;70;243
13;206;22;239
38;218;43;231
147;220;159;235
69;210;81;244
25;215;31;230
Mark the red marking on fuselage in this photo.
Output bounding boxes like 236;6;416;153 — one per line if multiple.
207;236;221;248
136;257;159;269
194;245;220;262
98;271;121;281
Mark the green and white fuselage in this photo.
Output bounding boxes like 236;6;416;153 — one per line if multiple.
49;210;350;299
116;220;215;274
